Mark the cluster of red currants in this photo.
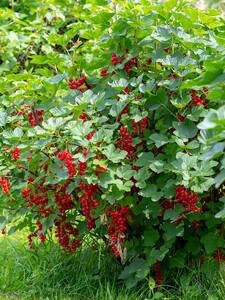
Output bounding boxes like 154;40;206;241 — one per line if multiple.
190;89;209;106
78;182;98;230
175;186;200;212
214;248;225;265
160;198;174;216
68;76;86;92
78;159;87;175
105;205;130;257
54;180;73;215
117;125;143;158
100;69;111;77
10;146;20;161
111;53;125;66
154;260;163;287
118;105;128;121
58;150;76;178
117;126;135;158
28;109;44;127
0;177;11;194
160;186;201;225
28;221;46;249
111;52;137;75
22;185;52;218
55;219;82;254
124;57;137;74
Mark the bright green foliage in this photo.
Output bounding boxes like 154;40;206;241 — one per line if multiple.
0;0;224;288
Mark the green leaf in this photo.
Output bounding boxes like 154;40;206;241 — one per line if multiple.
149;160;164;173
8;225;17;235
134;167;151;182
181;69;224;89
149;133;169;148
139;184;163;201
163;223;184;240
202;142;225;161
50;160;68;180
185;237;201;255
163;206;185;221
201;232;223;254
130;74;143;87
139;80;155;93
145;88;168;110
164;0;178;12
215;206;225;219
119;258;149;288
103;145;127;163
144;227;159;246
27;126;47;137
116;165;135;180
214;169;225;188
0;108;7;126
173;120;198;139
134;152;154;167
3;128;23;139
42;117;67;131
109;79;128;90
0;216;6;223
30;55;49;64
66;182;77;194
86;0;108;6
50;106;70;117
109;101;127;117
49;74;64;84
153;292;165;299
105;186;124;204
170;93;190;108
198;106;225;130
158;53;196;68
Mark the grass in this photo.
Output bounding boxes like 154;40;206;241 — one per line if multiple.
0;231;224;299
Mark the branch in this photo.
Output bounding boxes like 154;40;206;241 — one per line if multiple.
21;166;38;177
31;105;40;126
0;206;19;211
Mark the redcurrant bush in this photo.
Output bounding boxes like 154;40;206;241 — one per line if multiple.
0;0;224;289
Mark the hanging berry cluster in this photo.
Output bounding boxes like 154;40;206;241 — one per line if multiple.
28;221;46;249
190;89;209;106
68;76;88;92
58;150;76;178
78;182;98;230
100;69;111;77
160;186;201;221
10;147;20;160
0;177;11;194
111;53;125;66
175;186;200;212
105;205;130;258
214;248;225;265
55;219;81;254
28;109;44;127
153;260;164;287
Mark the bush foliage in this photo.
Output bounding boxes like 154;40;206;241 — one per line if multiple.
0;0;224;288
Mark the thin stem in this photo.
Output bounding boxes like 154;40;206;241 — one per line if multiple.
171;34;174;55
161;103;178;119
21;166;38;177
134;27;140;72
0;206;18;211
40;150;53;161
31;105;40;126
154;19;158;77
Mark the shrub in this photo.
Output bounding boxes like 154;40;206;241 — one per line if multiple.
0;0;224;288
